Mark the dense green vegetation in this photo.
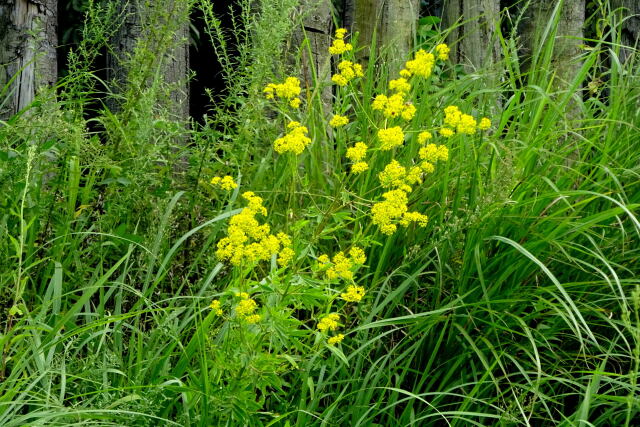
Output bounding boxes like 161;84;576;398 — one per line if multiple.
1;1;639;425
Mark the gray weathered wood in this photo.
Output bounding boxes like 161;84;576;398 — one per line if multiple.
0;0;57;121
614;0;640;63
443;0;501;71
107;0;189;120
351;0;419;73
290;0;333;110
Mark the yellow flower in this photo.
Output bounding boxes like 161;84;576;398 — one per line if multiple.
405;49;435;78
406;166;423;185
329;114;349;128
210;299;223;316
332;60;364;86
289;98;301;108
479;117;491;130
236;297;258;317
263;83;276;99
335;28;347;39
372;94;388;111
264;77;301;104
400;211;429;227
378;160;411;191
351;162;369;174
371;189;409;235
331;73;348;86
210;175;238;191
318;254;330;264
443;105;462;128
417;131;432;144
435;43;450;61
274;121;312;154
420;161;435;173
401;103;416;121
244;314;261;324
328;334;345;345
326;251;354;280
317;313;340;332
389;77;411;94
215;191;288;266
439;127;455;138
329;39;353;55
457;114;477;135
349;247;367;264
346;142;368;162
378;126;405;150
278;247;295;266
341;285;366;303
384;93;405;118
399;68;412;78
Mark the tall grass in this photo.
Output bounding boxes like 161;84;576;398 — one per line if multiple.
1;1;639;425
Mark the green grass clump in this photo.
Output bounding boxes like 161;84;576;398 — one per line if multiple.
1;1;639;425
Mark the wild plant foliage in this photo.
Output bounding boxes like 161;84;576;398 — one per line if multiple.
0;1;639;425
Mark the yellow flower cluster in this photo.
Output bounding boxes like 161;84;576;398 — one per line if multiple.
327;333;345;345
378;160;423;192
341;285;365;303
479;117;491;130
210;299;223;316
332;60;364;86
403;49;435;78
329;114;349;128
317;313;340;331
389;77;411;94
215;192;293;266
236;294;261;324
329;28;353;55
319;247;366;281
210;175;237;191
371;93;416;120
346;142;369;174
435;43;450;61
418;143;449;173
377;126;405;150
274;121;312;154
371;189;428;235
439;106;490;136
417;131;433;144
264;77;302;108
346;141;367;161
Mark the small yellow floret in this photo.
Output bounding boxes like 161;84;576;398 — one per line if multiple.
439;127;455;138
328;334;345;345
351;162;369;174
346;142;368;162
329;114;349;128
278;247;295;266
435;43;450;61
210;175;238;191
236;298;258;317
378;126;405;150
244;314;261;324
274;121;312;154
210;299;223;316
417;131;432;144
335;28;347;39
349;247;367;264
479;117;491;130
405;49;435;78
341;285;366;303
317;313;340;332
389;78;411;94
